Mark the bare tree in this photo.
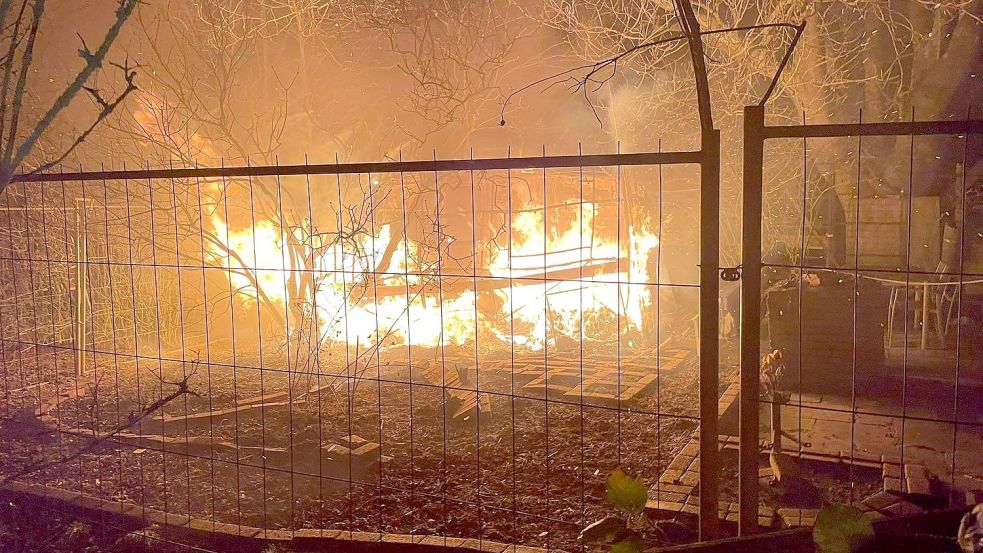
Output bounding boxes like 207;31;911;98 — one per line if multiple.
82;1;494;391
0;0;139;193
507;0;981;262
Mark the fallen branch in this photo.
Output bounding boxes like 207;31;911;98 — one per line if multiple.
1;362;199;487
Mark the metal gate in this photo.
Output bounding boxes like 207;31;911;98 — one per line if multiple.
740;105;983;533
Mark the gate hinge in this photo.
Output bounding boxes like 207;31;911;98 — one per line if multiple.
720;265;742;282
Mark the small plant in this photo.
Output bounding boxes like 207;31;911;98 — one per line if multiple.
579;467;648;553
760;349;789;406
813;504;874;553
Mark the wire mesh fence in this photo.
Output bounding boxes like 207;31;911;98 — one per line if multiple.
8;111;977;551
0;149;717;551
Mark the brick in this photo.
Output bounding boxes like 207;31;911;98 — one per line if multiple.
668;455;692;471
209;522;241;536
904;464;932;496
350;531;385;543
680;470;699;487
237;526;262;538
646;499;685;513
385;534;419;544
262;529;292;541
882;463;901;479
654;491;687;503
881;453;902;466
166;514;192;528
352;442;381;457
659;469;684;484
477;541;512;553
659;483;694;495
883;476;902;494
862;491;898;512
778;508;819;528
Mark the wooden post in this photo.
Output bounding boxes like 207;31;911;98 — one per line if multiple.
739;104;765;535
770;400;782;453
74;199;88;377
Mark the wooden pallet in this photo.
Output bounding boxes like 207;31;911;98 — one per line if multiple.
519;364;657;403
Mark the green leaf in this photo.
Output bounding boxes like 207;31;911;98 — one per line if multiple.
579;516;627;544
606;467;648;517
813;504;875;553
610;531;645;553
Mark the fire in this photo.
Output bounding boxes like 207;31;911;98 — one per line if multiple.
209;195;658;353
212;218;292;305
488;203;659;349
210;215;479;348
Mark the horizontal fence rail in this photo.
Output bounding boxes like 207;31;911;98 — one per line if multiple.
10;151;704;183
761;119;983;139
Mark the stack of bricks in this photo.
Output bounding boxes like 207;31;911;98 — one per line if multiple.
321;434;390;476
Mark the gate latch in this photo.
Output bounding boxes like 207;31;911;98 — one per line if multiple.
720;265;742;282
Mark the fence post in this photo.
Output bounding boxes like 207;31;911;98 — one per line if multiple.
74;199;88;377
739;104;765;534
699;128;720;540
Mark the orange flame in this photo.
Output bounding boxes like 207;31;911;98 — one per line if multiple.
210;199;658;353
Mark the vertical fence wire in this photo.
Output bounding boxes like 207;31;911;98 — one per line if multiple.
950;108;972;504
193;162;219;532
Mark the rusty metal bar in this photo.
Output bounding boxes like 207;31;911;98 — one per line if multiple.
699;129;721;540
763;119;983;139
10;151;702;183
739;104;764;535
757;22;806;107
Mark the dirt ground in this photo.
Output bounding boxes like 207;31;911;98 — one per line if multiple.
0;340;724;552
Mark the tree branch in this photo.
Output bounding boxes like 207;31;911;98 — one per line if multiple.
8;0;137;174
499;21;802;127
28;59;139;175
